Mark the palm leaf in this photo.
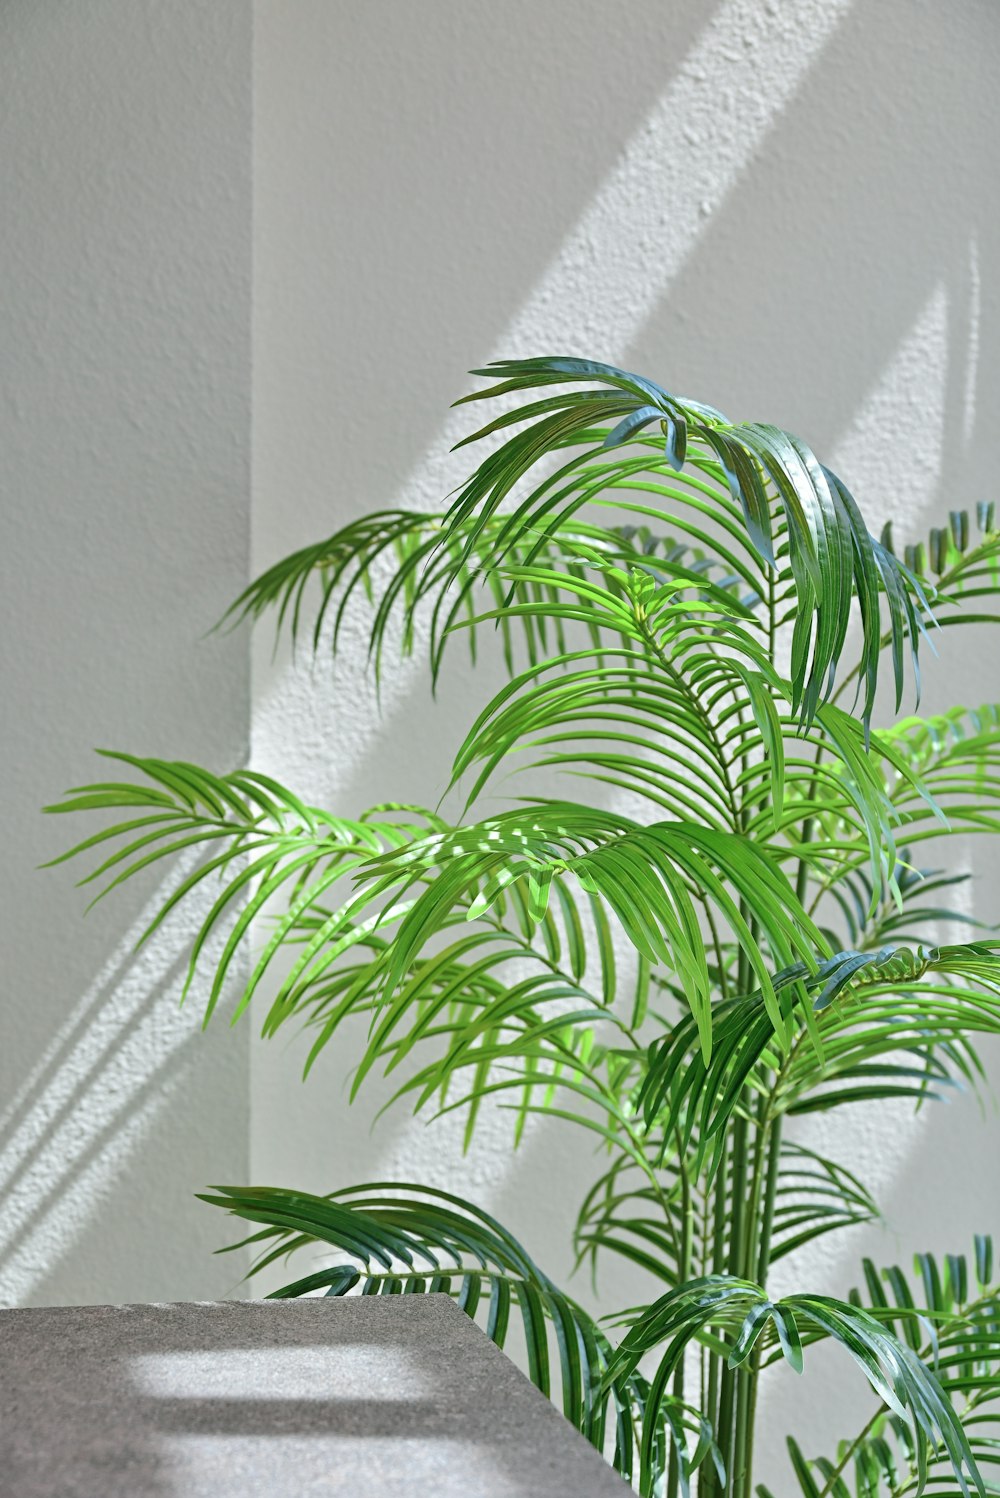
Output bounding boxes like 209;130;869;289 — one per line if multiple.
637;941;1000;1162
825;855;985;952
44;755;450;1026
444;357;929;729
357;801;826;1061
220;505;754;691
781;1238;1000;1497
768;1142;880;1264
197;1180;721;1491
605;1277;983;1498
883;502;1000;613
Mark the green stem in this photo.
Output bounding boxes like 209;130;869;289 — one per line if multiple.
814;1406;882;1497
701;1146;729;1498
666;1143;694;1498
729;1101;780;1498
731;1369;753;1498
736;1116;783;1498
715;1360;738;1496
714;1112;750;1493
755;1116;783;1287
731;554;783;1498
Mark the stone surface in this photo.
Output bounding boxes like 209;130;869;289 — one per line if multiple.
0;1295;628;1497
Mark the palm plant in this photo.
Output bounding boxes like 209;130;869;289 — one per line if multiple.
47;357;1000;1496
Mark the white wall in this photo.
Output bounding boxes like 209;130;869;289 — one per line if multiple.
0;2;252;1306
250;0;1000;1485
2;0;998;1485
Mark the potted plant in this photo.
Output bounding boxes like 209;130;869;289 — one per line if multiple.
49;358;1000;1496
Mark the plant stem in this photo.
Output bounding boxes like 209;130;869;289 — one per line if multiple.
712;1108;750;1493
731;1368;753;1498
700;1143;730;1498
727;1096;781;1498
712;560;781;1497
814;1406;882;1497
755;1116;782;1286
666;1144;694;1498
734;1114;783;1497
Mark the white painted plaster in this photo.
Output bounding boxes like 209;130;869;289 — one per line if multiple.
0;1;252;1305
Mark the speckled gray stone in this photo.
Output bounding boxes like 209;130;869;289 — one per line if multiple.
0;1295;629;1496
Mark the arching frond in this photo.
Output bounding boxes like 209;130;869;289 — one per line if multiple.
785;705;1000;925
202;1180;620;1447
445;357;930;728
882;704;1000;839
637;941;1000;1157
883;501;1000;619
573;1156;693;1291
777;942;1000;1117
779;1237;1000;1498
452;649;745;829
768;1142;880;1265
358;802;826;1061
606;1277;983;1498
221;505;756;689
449;619;930;900
43;754;450;1028
826;855;984;952
47;760;679;1126
197;1181;721;1492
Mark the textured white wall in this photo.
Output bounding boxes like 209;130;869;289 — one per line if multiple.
250;0;1000;1484
0;2;252;1305
2;0;998;1483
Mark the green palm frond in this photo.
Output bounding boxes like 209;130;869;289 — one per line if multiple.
573;1156;694;1290
448;618;929;900
221;506;756;691
221;509;652;684
202;1180;618;1443
383;1002;645;1162
776;942;1000;1117
780;1238;1000;1497
606;1277;984;1498
603;1276;779;1493
357;802;826;1061
48;762;679;1137
445;357;930;728
198;1181;722;1493
768;1143;880;1264
792;705;1000;925
883;500;1000;616
446;550;771;827
44;755;451;1028
800;704;1000;865
883;705;1000;838
452;648;746;829
637;941;1000;1160
47;762;667;1147
826;856;984;952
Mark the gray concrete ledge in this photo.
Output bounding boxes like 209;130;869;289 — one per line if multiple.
0;1294;629;1496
